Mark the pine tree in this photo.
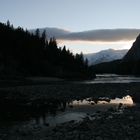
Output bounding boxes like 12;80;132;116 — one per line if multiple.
35;28;40;37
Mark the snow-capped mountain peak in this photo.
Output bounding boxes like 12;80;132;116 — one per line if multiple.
84;49;128;65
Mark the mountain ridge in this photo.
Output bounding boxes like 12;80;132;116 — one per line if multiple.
84;49;128;65
123;34;140;61
91;33;140;75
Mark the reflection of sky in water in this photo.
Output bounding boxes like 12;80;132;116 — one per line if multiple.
31;95;133;127
72;98;95;105
84;74;140;84
71;95;133;105
48;112;86;125
110;95;133;104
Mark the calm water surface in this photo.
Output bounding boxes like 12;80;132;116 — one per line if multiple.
29;95;134;126
1;74;137;130
84;74;140;84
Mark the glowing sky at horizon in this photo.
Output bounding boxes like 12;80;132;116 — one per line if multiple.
58;40;134;54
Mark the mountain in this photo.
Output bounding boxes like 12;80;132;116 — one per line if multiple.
84;49;128;65
91;33;140;75
120;34;140;74
123;34;140;61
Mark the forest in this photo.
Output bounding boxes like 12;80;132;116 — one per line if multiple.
0;21;94;80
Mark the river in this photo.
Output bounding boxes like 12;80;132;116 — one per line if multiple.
84;74;140;84
0;74;138;139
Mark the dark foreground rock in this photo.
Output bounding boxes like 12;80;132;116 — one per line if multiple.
2;105;140;140
44;106;140;140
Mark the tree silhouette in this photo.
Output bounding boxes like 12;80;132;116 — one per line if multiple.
0;21;94;79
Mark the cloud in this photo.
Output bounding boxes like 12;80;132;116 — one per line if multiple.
30;28;140;42
58;29;140;42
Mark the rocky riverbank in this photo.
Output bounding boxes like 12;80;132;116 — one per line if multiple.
44;105;140;140
1;82;140;103
0;82;140;139
2;104;140;140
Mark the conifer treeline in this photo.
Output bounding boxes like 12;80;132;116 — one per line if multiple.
0;21;94;79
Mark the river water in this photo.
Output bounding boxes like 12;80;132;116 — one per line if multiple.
84;74;140;84
29;74;138;126
0;74;137;132
28;95;134;127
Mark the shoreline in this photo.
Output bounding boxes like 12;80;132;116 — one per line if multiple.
1;82;140;100
2;104;140;140
0;82;140;139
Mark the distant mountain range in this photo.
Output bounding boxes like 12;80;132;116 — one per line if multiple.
91;33;140;75
84;49;128;65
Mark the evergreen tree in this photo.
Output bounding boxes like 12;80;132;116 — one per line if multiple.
6;20;10;27
35;28;40;37
0;21;94;79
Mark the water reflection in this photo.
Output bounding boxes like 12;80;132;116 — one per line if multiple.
32;95;134;126
0;95;134;127
70;98;95;106
110;95;133;104
70;95;133;106
84;74;140;84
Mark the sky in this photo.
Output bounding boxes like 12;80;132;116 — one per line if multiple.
1;0;140;53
